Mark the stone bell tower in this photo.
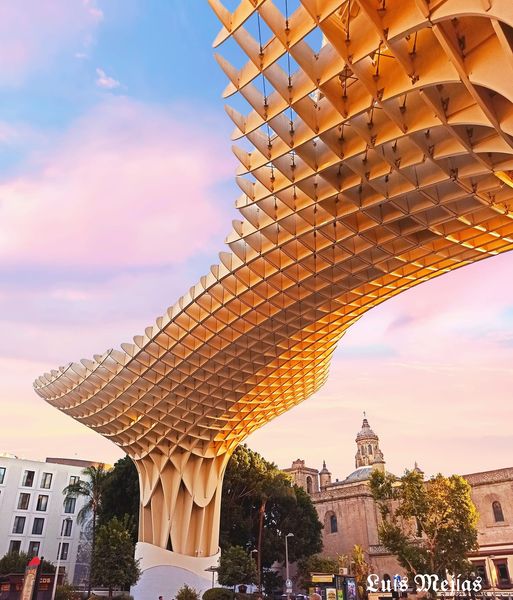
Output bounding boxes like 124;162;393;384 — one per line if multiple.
355;413;385;472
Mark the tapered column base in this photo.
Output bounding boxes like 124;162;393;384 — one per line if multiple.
131;542;220;600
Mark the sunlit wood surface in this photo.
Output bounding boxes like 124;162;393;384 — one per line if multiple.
34;0;513;556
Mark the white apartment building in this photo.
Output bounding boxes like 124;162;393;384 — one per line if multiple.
0;454;94;586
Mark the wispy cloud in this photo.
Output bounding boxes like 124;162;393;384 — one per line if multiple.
83;0;103;21
95;67;120;89
0;96;234;269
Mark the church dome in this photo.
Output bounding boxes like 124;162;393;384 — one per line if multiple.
344;466;394;483
356;417;378;441
344;466;373;482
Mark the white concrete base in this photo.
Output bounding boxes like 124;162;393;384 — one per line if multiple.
131;542;220;600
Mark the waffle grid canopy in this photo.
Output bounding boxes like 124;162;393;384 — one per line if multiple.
34;0;513;557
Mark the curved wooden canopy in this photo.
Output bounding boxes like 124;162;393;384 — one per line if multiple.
34;0;513;556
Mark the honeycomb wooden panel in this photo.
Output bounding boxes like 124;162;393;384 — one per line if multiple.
34;0;513;557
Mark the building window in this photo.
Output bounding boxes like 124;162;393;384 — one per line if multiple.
495;561;511;587
64;497;76;514
473;564;489;588
18;493;31;510
8;540;21;554
493;501;505;522
62;519;73;537
41;472;53;489
368;444;373;454
22;470;35;487
36;495;49;511
32;518;44;535
0;467;5;484
28;541;40;557
306;476;312;494
13;516;26;534
69;475;80;486
58;543;69;561
329;514;338;533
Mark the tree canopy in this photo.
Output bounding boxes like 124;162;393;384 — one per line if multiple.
370;469;479;578
63;464;108;527
99;456;140;542
220;445;323;591
296;555;338;591
63;463;109;595
91;516;140;597
0;552;55;575
217;545;257;588
221;445;322;559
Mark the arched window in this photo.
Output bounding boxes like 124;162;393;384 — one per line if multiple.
330;514;338;533
368;444;373;454
306;476;312;494
493;501;505;522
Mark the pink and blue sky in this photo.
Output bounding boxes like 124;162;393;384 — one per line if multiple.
1;0;512;481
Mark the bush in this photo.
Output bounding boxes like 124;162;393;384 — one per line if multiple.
177;584;201;600
235;593;259;600
55;584;79;600
203;588;235;600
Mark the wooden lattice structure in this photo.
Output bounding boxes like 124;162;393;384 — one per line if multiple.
35;0;513;558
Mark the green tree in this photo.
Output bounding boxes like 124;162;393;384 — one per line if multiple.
63;463;109;595
296;554;338;591
91;516;140;598
0;552;55;575
99;456;140;543
370;469;479;580
221;445;323;592
217;546;257;589
176;584;200;600
202;588;234;600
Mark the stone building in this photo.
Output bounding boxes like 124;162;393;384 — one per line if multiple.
464;467;513;590
284;418;513;590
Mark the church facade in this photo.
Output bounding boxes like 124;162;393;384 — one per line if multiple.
283;418;513;590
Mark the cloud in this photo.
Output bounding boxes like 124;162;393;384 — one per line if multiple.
96;67;120;89
83;0;104;21
0;0;103;86
0;96;236;269
0;95;238;461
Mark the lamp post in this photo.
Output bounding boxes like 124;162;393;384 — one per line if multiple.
285;533;294;600
205;565;218;589
51;517;72;600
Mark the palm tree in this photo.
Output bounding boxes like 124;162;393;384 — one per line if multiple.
63;463;108;595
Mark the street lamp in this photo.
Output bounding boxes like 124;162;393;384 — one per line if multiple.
205;565;218;589
51;517;73;600
285;533;294;600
